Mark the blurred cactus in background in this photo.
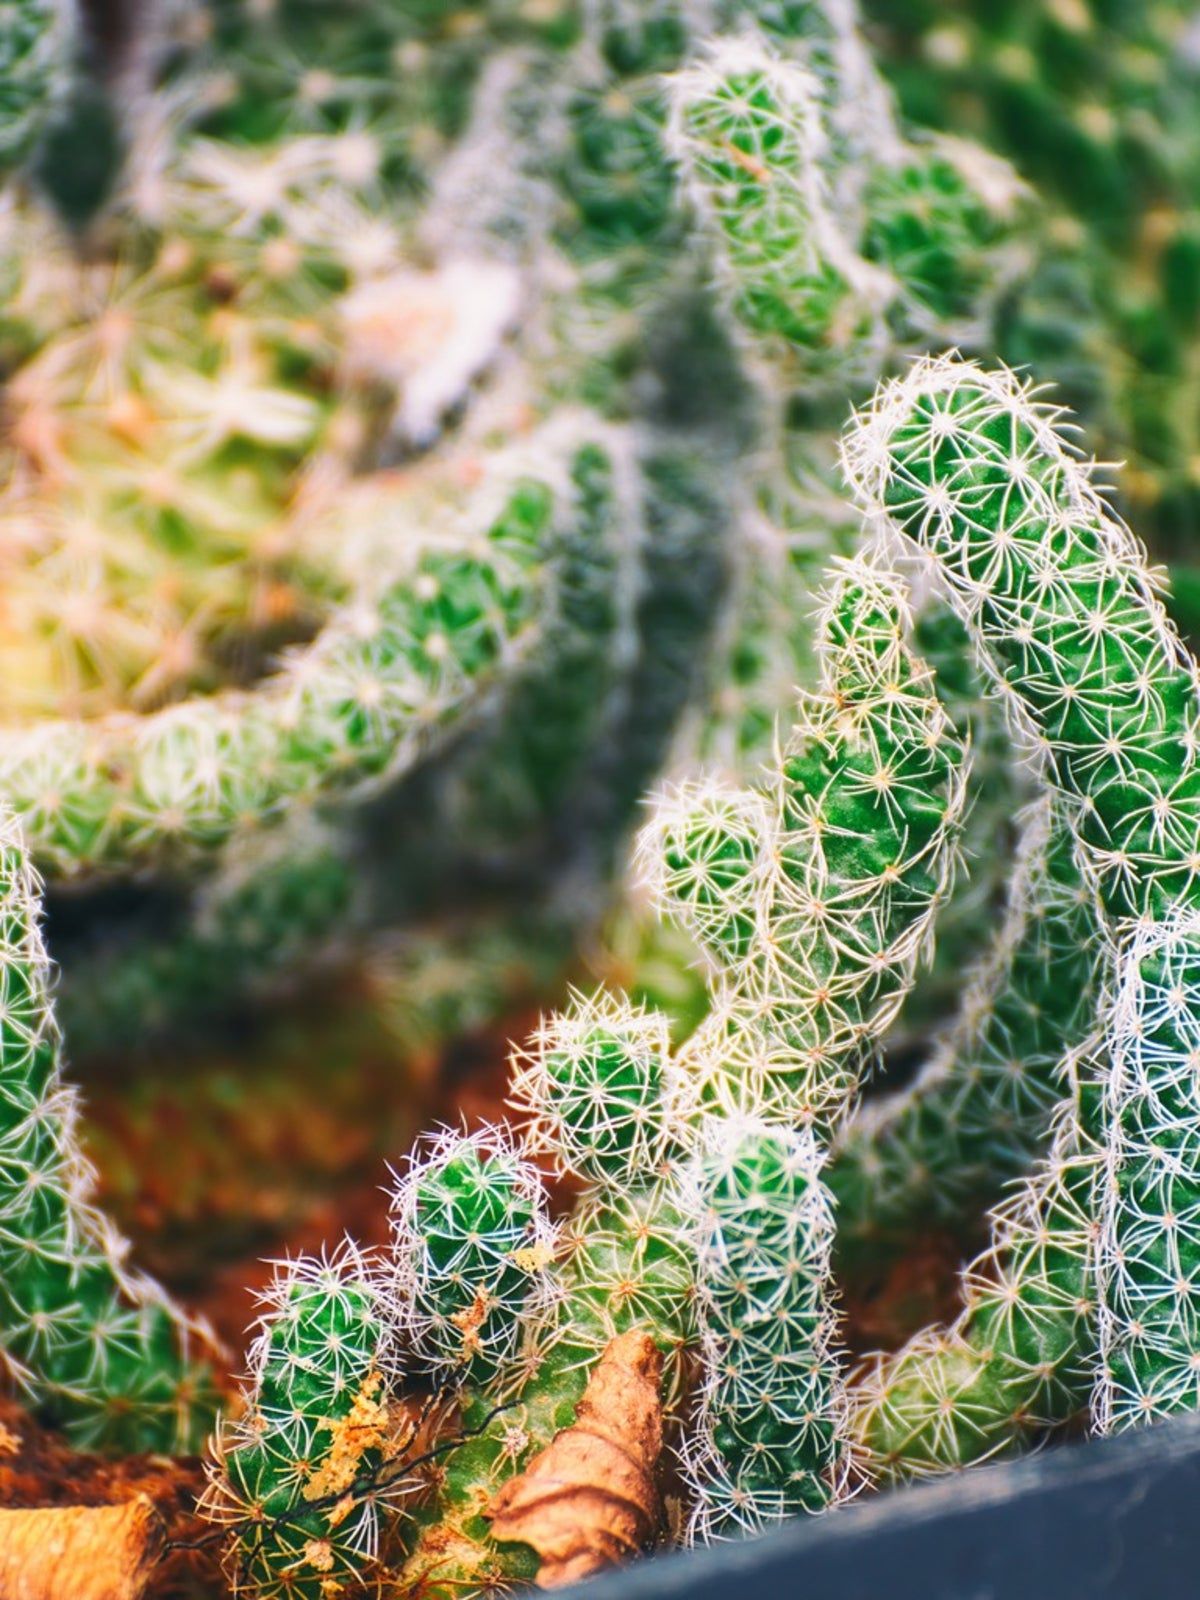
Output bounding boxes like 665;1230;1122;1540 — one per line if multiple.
861;0;1200;550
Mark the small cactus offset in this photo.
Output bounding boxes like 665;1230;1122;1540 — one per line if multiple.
199;1246;399;1600
684;1118;844;1539
389;1125;558;1388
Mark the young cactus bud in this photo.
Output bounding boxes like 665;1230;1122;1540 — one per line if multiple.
201;1246;399;1599
638;779;775;971
510;990;682;1186
389;1125;557;1389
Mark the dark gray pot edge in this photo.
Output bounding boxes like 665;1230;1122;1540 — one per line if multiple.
570;1414;1200;1600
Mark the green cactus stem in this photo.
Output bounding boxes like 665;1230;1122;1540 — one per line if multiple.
683;1117;845;1538
1096;913;1200;1431
841;352;1200;1481
0;804;217;1449
200;1245;400;1600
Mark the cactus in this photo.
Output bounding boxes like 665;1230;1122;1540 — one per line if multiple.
665;20;1028;1033
0;803;217;1449
199;1245;401;1600
0;461;562;879
683;1118;845;1539
389;1125;558;1388
1096;913;1200;1431
645;555;969;1134
398;999;694;1596
0;0;73;174
861;0;1200;548
841;352;1200;1480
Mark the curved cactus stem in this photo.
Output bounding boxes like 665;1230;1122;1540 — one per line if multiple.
843;353;1200;929
850;1065;1103;1482
0;807;218;1450
0;430;607;882
389;1124;558;1389
842;353;1200;1481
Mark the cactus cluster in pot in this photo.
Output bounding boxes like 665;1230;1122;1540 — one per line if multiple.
5;0;1200;1596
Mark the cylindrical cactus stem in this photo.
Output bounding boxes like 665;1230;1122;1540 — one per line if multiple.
831;796;1103;1267
389;1125;559;1390
665;34;892;387
0;806;217;1450
842;352;1200;928
200;1245;402;1600
1096;913;1200;1431
684;1116;845;1540
0;0;74;174
647;554;970;1135
399;994;695;1596
840;354;1200;1482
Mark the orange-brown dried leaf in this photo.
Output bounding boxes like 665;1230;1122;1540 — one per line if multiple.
485;1329;664;1589
0;1495;165;1600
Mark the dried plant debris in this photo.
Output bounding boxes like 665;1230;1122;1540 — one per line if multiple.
487;1330;665;1589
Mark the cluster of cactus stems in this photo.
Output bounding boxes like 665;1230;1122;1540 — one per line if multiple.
185;347;1200;1588
10;0;1200;1597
